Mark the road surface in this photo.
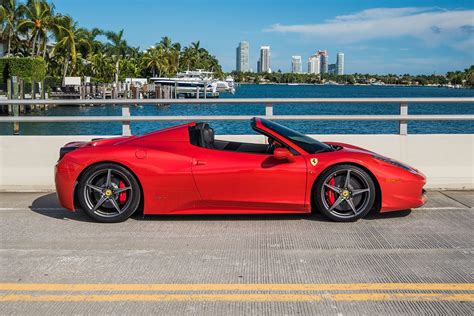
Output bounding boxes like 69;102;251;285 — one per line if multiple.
0;190;472;314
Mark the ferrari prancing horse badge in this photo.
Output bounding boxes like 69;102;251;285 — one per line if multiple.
310;158;318;166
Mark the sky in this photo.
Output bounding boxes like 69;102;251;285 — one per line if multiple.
51;0;474;75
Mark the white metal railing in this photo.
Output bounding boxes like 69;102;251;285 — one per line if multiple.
0;98;473;136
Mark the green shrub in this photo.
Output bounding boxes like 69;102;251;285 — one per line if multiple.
0;57;47;83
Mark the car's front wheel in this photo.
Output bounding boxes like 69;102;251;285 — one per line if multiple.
314;164;376;222
77;163;141;223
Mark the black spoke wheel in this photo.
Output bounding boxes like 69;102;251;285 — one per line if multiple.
314;164;376;222
77;163;141;223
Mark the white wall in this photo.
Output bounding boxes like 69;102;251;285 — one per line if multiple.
0;134;472;191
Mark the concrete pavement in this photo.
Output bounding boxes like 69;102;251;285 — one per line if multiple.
0;190;473;314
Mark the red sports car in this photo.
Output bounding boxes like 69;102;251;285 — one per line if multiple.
55;118;426;223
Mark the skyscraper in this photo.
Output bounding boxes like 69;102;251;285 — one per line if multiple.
328;64;336;75
291;56;302;73
336;52;345;75
259;46;271;73
317;50;329;74
307;55;320;74
235;41;249;72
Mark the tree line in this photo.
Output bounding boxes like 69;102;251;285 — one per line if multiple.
231;66;474;87
0;0;223;84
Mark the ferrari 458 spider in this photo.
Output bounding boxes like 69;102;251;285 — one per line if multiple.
55;118;426;223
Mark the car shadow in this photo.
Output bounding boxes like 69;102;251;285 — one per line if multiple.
30;193;411;223
30;193;95;223
365;209;412;220
135;212;332;222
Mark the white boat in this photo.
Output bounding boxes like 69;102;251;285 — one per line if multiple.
371;81;385;86
151;70;235;96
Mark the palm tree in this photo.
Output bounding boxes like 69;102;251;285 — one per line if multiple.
52;15;87;79
104;29;128;84
0;0;22;55
141;46;164;77
156;36;181;76
76;27;103;59
18;0;57;57
90;51;114;82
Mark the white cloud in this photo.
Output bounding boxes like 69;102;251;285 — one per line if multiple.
265;7;474;52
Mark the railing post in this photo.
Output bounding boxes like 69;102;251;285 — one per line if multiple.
265;103;273;117
122;104;131;136
399;102;408;135
11;76;20;135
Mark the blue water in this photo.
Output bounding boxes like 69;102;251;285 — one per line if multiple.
1;84;473;135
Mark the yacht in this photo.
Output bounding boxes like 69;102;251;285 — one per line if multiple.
151;70;235;96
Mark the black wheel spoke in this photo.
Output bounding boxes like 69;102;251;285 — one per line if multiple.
86;184;103;193
114;187;132;194
328;196;344;211
109;198;122;214
92;195;107;213
105;169;112;187
324;183;342;194
344;170;351;188
346;198;358;214
352;188;369;196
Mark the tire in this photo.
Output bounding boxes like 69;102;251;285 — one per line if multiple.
314;164;376;222
77;163;141;223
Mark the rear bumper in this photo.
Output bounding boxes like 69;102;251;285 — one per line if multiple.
55;159;83;211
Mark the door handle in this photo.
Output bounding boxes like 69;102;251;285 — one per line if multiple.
193;159;207;166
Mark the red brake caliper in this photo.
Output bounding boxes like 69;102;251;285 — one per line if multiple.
327;177;336;205
119;181;126;203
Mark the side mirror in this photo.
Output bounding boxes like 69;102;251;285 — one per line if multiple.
273;147;296;163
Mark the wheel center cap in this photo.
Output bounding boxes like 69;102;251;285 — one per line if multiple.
104;189;113;197
341;190;350;198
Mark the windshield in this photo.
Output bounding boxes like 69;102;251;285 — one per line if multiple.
259;118;333;154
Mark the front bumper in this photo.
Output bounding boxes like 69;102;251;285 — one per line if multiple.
380;172;427;212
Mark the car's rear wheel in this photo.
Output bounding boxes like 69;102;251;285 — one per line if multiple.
314;164;375;222
77;163;141;223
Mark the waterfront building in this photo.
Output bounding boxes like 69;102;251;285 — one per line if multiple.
317;50;329;74
259;46;271;73
328;64;336;75
291;56;302;73
235;41;250;72
307;55;320;74
336;52;344;75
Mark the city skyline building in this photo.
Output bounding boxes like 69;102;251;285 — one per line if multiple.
232;44;344;74
258;46;271;73
336;52;345;75
317;50;329;74
291;55;302;73
235;41;249;72
307;55;320;74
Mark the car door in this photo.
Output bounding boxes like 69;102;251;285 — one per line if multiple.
189;146;308;212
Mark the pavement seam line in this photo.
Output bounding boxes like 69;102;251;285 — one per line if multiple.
0;293;473;302
0;283;473;291
438;191;472;208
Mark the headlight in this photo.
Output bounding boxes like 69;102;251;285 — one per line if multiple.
372;155;418;174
